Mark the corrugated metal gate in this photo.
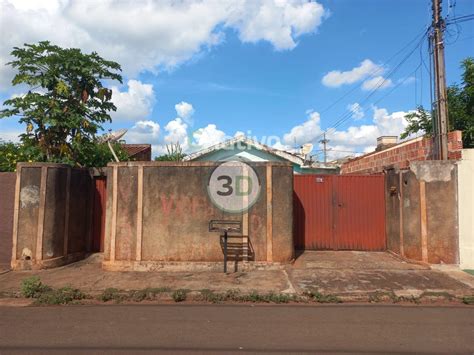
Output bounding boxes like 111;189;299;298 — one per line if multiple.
294;174;386;251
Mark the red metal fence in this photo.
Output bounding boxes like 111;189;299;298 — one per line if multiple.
294;174;386;251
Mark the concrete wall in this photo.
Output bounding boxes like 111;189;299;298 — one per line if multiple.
385;161;459;264
458;149;474;269
11;163;93;270
0;172;16;270
341;131;463;174
103;161;294;270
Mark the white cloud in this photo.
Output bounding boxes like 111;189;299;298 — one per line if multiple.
161;117;190;152
192;124;226;149
0;129;22;143
175;101;195;123
280;106;411;161
227;0;326;50
0;0;327;91
322;59;384;88
110;80;155;121
123;99;232;156
347;102;364;120
124;120;160;144
283;111;323;146
361;76;393;91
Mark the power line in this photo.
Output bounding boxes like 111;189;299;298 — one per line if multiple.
325;28;430;134
314;11;472;144
314;26;433;120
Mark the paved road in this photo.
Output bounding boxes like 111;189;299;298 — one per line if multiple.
0;304;473;353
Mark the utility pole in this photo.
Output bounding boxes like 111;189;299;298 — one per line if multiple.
432;0;449;160
319;132;329;164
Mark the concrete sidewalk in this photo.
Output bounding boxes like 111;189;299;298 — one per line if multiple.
0;251;473;302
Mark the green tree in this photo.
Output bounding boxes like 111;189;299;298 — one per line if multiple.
0;139;129;172
400;106;432;140
401;57;474;148
154;142;186;161
448;58;474;147
0;41;123;165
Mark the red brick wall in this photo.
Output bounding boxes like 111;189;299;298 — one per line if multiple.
341;131;463;174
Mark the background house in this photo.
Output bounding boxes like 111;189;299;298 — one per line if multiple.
121;144;152;161
184;136;339;174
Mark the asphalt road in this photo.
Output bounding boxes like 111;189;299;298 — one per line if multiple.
0;304;473;354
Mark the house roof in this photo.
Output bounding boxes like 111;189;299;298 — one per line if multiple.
184;136;333;170
121;144;151;158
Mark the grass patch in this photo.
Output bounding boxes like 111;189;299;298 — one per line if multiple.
463;270;474;276
130;287;171;302
197;290;298;304
306;290;342;304
462;295;474;305
35;286;86;305
99;287;173;303
20;276;86;305
99;288;124;303
172;289;188;302
199;289;226;303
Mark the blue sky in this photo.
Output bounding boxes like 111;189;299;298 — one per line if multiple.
1;0;473;159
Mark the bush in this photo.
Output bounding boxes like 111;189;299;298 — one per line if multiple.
35;286;86;305
20;276;50;298
462;295;474;305
0;141;43;172
172;289;188;302
99;288;123;302
307;291;342;303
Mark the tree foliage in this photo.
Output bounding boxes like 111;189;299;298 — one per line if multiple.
401;57;474;148
0;140;129;172
400;106;432;140
154;142;186;161
0;41;123;165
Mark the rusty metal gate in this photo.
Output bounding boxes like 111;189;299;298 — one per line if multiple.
294;174;386;251
91;176;107;252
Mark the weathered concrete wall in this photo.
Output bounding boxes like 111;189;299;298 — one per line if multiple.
0;172;16;270
103;161;294;270
458;149;474;269
11;163;93;270
385;161;459;264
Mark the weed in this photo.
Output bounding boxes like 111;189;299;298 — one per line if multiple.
34;286;86;305
172;289;187;302
266;292;293;304
20;276;51;298
99;288;123;303
224;289;241;300
199;289;225;303
129;287;171;302
421;291;453;300
307;291;342;303
462;295;474;305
